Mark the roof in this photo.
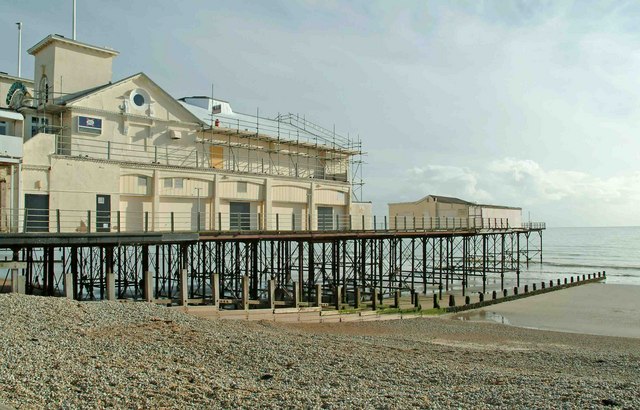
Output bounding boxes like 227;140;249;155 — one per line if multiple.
477;204;521;210
59;72;202;124
55;82;114;104
0;109;24;121
388;194;474;206
180;100;360;154
27;34;119;57
0;72;34;85
388;194;521;210
429;195;474;205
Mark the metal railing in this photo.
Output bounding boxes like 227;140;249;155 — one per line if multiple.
54;135;349;182
0;207;545;234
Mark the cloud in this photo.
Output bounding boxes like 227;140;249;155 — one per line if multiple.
409;165;493;203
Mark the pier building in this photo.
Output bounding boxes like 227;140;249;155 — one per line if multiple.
389;195;522;229
0;34;366;234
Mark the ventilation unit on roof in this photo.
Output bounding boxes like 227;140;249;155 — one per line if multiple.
170;130;182;140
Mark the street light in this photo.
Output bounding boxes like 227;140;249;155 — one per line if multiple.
195;187;202;231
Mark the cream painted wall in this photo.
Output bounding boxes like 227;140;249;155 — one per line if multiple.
32;40;116;96
315;187;348;206
481;206;522;227
218;179;263;200
271;183;309;203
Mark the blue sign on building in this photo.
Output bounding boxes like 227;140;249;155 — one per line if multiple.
78;116;102;134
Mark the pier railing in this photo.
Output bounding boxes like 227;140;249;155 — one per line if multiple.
0;207;545;234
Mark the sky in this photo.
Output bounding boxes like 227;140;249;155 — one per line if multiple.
1;0;640;227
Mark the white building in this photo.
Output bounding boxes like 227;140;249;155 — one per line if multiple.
0;34;370;233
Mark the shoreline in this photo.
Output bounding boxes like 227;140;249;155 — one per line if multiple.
452;283;640;338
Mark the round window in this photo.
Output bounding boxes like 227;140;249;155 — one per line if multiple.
129;88;150;110
133;93;145;106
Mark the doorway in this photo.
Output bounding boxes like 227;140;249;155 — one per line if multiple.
230;202;251;230
24;194;49;232
96;194;111;232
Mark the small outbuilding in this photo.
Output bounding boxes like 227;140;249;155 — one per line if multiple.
388;195;522;229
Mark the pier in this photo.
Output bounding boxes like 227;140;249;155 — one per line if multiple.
0;217;545;309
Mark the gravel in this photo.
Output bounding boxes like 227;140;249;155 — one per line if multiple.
1;293;639;409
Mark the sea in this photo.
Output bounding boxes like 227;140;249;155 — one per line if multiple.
521;226;640;287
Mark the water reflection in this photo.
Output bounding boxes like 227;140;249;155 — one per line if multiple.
455;310;510;325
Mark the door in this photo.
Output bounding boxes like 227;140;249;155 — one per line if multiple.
230;202;251;230
24;194;49;232
96;194;111;232
317;206;334;231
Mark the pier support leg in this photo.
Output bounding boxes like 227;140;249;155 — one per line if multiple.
315;284;322;308
292;281;299;308
106;270;116;301
355;288;361;309
212;273;220;309
242;275;249;311
179;269;188;306
334;286;342;310
268;279;276;310
64;273;73;299
394;290;401;308
144;271;153;303
372;289;378;310
11;269;24;294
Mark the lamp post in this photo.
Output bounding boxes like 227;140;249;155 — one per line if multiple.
195;187;202;231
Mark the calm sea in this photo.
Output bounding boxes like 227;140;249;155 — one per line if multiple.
522;226;640;286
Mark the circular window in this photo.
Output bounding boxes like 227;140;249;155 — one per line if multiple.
133;93;145;106
129;88;150;110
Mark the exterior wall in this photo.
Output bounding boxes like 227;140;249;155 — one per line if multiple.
31;40;116;97
388;200;437;229
481;206;522;228
350;202;373;229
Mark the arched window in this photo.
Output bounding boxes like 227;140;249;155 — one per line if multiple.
38;75;49;104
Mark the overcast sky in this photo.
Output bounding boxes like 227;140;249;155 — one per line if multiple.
2;0;639;227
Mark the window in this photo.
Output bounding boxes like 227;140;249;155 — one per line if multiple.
30;116;49;138
133;94;145;107
237;181;247;193
0;121;6;136
129;88;150;110
174;178;184;189
164;178;173;188
138;176;147;187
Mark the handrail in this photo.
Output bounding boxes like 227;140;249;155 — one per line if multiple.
0;207;545;234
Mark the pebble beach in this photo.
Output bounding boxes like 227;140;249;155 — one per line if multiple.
1;292;639;409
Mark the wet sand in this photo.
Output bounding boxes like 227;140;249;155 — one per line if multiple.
455;283;640;338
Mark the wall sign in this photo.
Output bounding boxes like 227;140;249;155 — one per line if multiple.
77;116;102;135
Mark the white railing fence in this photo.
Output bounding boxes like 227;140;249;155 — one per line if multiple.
0;207;546;234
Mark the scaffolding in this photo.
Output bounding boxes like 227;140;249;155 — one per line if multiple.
201;108;365;201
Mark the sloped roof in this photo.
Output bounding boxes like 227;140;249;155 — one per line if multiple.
61;72;202;124
389;194;474;206
429;195;474;205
